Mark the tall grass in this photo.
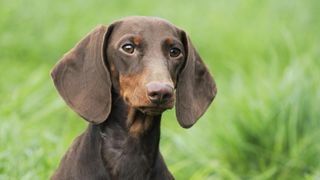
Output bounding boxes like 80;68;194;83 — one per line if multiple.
0;0;319;179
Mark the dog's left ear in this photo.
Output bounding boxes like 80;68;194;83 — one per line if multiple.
51;24;116;124
175;30;217;128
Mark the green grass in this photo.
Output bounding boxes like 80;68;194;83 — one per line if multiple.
1;0;320;179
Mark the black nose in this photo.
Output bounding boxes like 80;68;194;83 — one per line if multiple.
146;82;174;104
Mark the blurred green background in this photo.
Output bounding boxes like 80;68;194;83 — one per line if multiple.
1;0;320;179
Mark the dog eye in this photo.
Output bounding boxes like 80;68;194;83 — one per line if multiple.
122;44;135;54
169;47;181;58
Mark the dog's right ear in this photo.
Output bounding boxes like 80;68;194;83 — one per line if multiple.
51;24;116;124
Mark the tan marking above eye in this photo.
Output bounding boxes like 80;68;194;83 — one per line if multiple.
165;38;174;45
133;36;142;46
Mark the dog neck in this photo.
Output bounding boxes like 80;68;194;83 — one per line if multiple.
99;91;162;179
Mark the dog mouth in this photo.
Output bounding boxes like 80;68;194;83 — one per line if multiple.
137;105;173;115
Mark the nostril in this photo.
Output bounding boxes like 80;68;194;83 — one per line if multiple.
149;92;158;97
162;92;172;100
148;91;160;100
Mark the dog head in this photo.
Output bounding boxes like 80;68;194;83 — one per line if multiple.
51;16;217;128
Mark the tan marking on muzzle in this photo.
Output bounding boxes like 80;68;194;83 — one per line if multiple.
119;69;150;107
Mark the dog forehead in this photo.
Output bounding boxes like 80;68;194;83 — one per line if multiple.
111;17;180;40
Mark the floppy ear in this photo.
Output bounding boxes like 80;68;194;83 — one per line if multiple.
51;25;115;124
175;31;217;128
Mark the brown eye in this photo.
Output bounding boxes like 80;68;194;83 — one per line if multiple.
169;47;181;57
122;44;135;54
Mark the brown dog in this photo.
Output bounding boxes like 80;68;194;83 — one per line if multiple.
51;16;217;180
